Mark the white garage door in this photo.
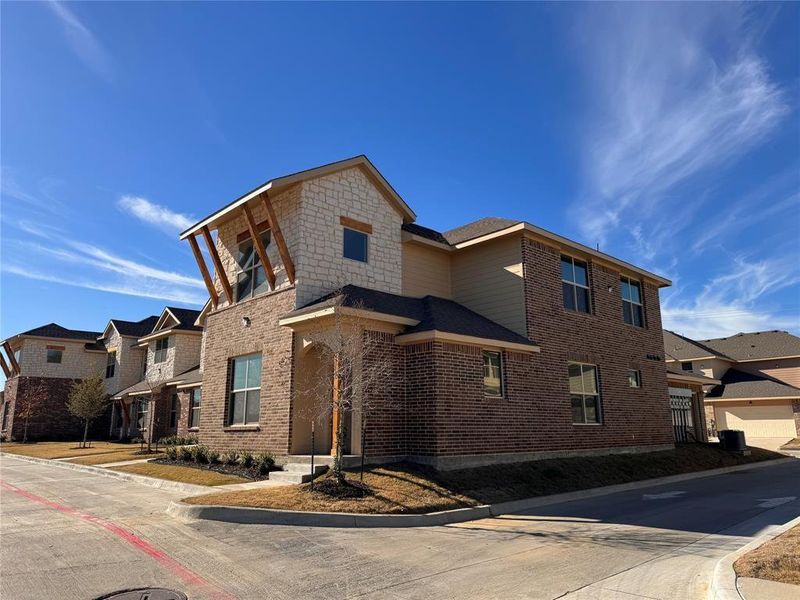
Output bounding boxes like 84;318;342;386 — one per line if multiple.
716;403;797;438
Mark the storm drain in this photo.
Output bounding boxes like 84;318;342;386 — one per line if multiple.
95;588;188;600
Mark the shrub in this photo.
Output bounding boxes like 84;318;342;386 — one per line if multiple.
207;448;220;464
178;445;194;462
255;452;275;475
186;435;199;445
238;450;254;468
222;450;239;466
194;445;210;464
165;446;178;460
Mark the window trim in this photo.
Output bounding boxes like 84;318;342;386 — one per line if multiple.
568;362;602;425
189;388;202;429
621;275;645;327
482;349;504;398
228;354;262;426
627;369;642;388
561;255;591;314
342;227;369;263
105;351;117;379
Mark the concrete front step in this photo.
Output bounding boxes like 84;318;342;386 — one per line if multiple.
283;463;328;475
284;455;362;468
269;462;329;484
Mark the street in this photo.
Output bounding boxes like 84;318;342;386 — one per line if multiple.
1;455;798;600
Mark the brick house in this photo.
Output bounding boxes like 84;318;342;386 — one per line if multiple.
177;155;677;468
664;329;800;449
111;307;202;442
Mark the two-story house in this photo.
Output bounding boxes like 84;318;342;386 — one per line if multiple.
111;307;202;442
664;329;800;449
178;155;675;469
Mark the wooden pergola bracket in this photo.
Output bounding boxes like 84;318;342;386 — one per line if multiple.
0;352;10;379
243;203;276;289
201;225;233;305
261;193;295;284
188;234;219;308
3;342;20;376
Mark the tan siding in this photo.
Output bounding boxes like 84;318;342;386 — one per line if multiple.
736;358;800;389
401;243;452;298
451;235;525;335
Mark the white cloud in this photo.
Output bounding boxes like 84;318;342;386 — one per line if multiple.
46;1;114;81
573;4;788;245
118;195;194;234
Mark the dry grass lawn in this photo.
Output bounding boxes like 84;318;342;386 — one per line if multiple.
184;444;783;514
71;449;163;466
112;462;249;486
185;464;479;513
735;525;800;585
780;438;800;450
0;441;140;460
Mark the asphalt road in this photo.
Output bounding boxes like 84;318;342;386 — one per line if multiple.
1;454;799;600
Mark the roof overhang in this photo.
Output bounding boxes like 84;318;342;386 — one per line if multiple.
279;306;420;328
176;381;202;390
453;222;671;287
400;231;453;252
705;396;800;403
179;155;416;240
666;372;721;386
395;330;541;353
665;356;721;363
137;327;201;345
732;355;800;363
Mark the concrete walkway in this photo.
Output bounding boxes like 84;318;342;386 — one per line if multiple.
1;454;799;600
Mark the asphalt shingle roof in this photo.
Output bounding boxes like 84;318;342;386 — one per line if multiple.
288;285;538;348
665;364;719;383
165;307;203;332
401;223;450;246
111;316;159;337
443;217;519;245
706;368;800;400
18;323;101;342
700;331;800;362
663;330;732;362
166;365;201;386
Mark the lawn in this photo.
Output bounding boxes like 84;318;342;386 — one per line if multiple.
112;462;249;486
735;524;800;585
70;449;163;466
0;441;141;460
184;444;783;514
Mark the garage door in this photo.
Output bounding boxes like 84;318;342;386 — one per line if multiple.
715;403;797;438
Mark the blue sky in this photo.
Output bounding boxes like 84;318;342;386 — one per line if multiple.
2;2;799;361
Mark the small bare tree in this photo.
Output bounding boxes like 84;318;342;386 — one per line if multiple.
67;375;109;448
292;303;400;486
15;375;50;443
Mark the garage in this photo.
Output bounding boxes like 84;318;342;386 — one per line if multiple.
715;402;797;439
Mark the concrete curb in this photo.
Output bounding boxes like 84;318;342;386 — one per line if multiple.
168;456;796;528
0;452;210;495
708;513;800;600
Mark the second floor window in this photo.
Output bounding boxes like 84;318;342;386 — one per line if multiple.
154;337;170;363
189;389;202;429
343;227;369;263
229;354;261;426
681;361;694;371
236;231;272;302
46;347;63;364
561;255;590;313
621;276;644;327
105;351;116;379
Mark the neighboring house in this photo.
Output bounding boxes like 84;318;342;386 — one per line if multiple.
178;155;676;469
664;329;800;449
0;323;109;440
111;307;202;442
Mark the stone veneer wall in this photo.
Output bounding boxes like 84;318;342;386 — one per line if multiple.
198;287;296;453
18;339;106;380
144;333;202;382
103;330;147;396
522;237;674;451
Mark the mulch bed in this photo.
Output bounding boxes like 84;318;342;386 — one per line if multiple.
153;458;271;481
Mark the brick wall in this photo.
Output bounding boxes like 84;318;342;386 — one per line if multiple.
360;331;405;458
522;237;674;451
198;287;296;453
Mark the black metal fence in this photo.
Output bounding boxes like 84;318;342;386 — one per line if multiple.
670;394;693;443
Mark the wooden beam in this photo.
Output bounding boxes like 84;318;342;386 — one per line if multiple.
187;234;219;309
0;353;10;379
200;226;233;305
242;203;276;289
3;342;19;375
261;193;296;284
236;219;270;244
340;215;373;235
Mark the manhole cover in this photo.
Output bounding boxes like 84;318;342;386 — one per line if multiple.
96;588;187;600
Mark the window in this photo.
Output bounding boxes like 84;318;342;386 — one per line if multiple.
189;389;202;429
621;276;644;327
228;354;261;426
154;337;170;363
135;397;149;430
569;363;601;424
235;231;271;302
627;370;641;388
681;361;694;372
343;228;368;263
13;349;21;364
46;347;63;364
561;255;591;313
483;350;504;397
105;351;117;379
169;394;178;429
1;402;9;430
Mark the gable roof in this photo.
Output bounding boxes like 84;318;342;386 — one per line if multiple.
663;330;732;362
699;331;800;362
11;323;101;343
283;284;538;350
179;155;416;240
109;316;160;338
164;307;203;332
444;217;519;245
706;368;800;400
401;223;450;246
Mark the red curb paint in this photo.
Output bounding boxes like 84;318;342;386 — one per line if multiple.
0;479;235;600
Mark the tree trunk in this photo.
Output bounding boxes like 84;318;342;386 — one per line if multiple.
82;420;89;449
23;417;29;443
333;406;345;484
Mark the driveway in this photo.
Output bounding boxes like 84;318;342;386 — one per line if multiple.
1;454;799;600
